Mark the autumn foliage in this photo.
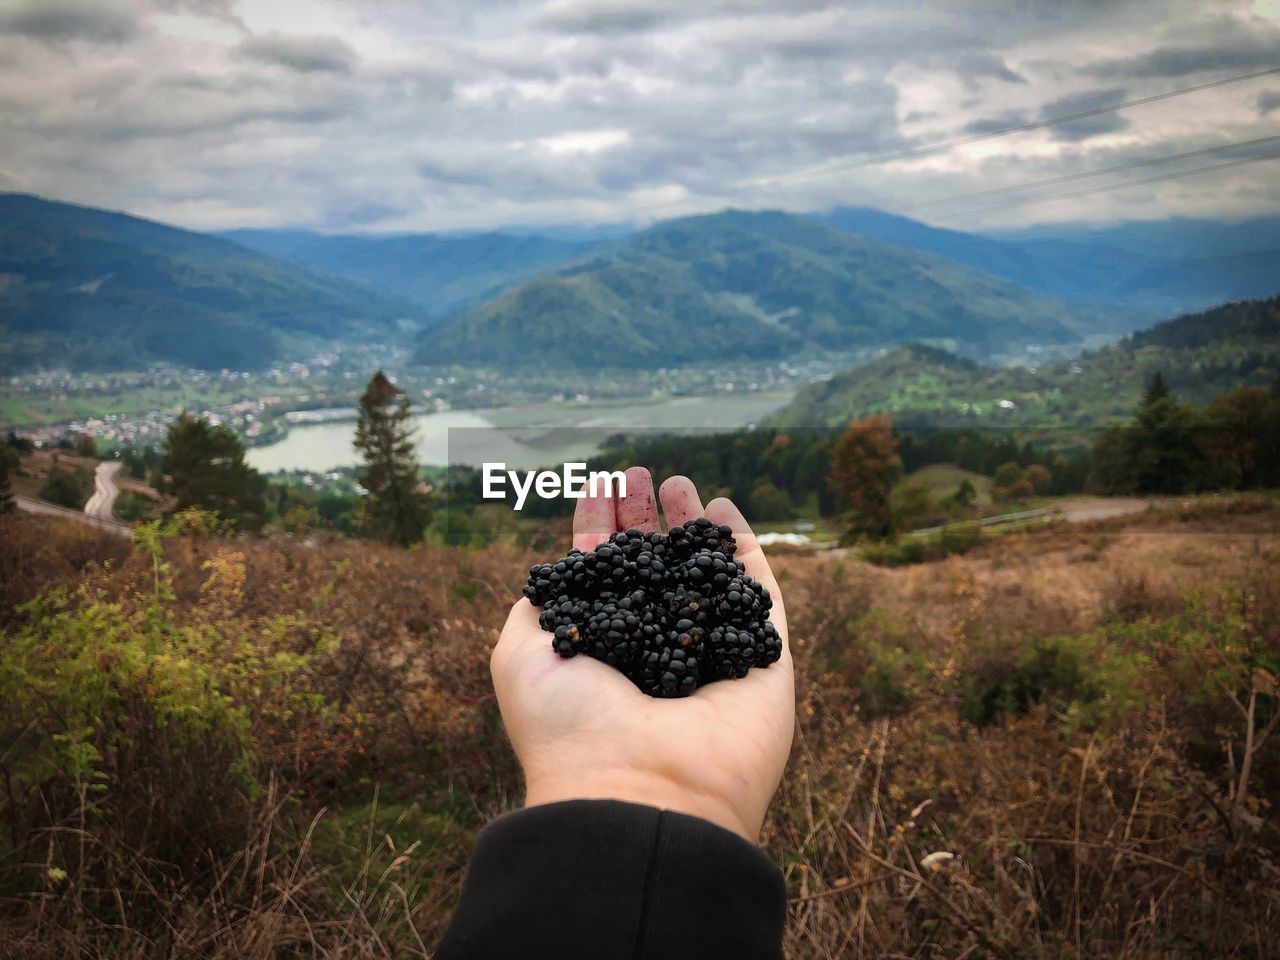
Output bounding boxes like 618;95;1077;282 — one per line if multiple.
828;412;901;541
1;500;1278;958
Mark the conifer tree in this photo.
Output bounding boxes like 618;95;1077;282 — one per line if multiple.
159;414;269;530
1142;370;1171;406
354;370;430;546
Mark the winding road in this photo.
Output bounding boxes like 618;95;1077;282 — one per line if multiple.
13;460;133;537
84;461;123;520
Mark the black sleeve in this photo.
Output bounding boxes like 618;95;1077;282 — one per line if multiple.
434;799;787;960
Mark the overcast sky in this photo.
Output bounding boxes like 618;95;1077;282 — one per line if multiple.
1;0;1277;234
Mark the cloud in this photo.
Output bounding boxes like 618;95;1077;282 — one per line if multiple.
537;1;673;35
0;0;1276;232
964;111;1030;136
0;0;137;45
1089;42;1279;79
1085;15;1280;79
956;54;1027;86
235;32;357;73
1038;88;1131;142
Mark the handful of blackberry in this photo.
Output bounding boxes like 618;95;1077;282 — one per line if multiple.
522;516;783;697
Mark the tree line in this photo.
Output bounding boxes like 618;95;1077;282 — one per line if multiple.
1090;372;1280;494
452;422;1086;525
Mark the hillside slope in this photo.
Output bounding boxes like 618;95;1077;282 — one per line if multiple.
417;210;1082;368
0;194;427;373
222;229;590;315
768;297;1280;431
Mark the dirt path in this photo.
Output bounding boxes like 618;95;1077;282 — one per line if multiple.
83;461;123;520
1052;497;1164;523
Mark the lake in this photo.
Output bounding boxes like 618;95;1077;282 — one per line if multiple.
244;392;793;473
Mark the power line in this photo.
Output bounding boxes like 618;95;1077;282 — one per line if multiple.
746;65;1280;190
935;150;1280;218
900;133;1280;211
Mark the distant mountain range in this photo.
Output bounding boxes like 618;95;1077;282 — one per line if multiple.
222;228;590;316
815;207;1280;318
415;210;1084;368
0;194;427;374
3;191;1278;376
767;297;1280;432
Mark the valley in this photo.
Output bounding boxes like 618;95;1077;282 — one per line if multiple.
3;192;1278;480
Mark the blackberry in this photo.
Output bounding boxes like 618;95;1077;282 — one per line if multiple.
522;517;782;697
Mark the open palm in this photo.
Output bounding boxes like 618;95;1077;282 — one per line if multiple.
490;468;795;841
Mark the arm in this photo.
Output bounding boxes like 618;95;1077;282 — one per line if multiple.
435;799;786;959
435;470;794;960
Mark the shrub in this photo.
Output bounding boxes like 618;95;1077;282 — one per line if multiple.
937;521;981;556
960;629;1150;728
861;536;927;567
861;522;982;567
0;517;340;919
1023;463;1052;494
39;466;91;509
112;488;158;521
992;462;1023;489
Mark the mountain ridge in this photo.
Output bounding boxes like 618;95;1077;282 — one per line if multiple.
816;207;1280;319
0;193;428;374
221;228;592;315
415;209;1086;368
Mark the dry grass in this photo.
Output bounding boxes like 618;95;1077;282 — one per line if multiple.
1;501;1278;957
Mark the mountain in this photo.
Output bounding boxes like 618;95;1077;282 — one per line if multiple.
0;194;430;374
990;216;1280;259
416;209;1083;369
816;207;1280;320
222;229;592;315
768;296;1280;432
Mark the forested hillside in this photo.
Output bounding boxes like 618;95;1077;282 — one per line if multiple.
416;210;1084;368
0;194;427;373
770;297;1280;431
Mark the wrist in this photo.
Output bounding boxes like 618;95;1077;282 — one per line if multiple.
523;767;757;841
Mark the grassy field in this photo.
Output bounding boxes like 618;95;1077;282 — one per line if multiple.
1;498;1277;957
896;462;994;505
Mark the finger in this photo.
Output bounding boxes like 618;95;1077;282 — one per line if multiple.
658;475;705;530
573;476;617;551
615;466;659;532
705;496;784;614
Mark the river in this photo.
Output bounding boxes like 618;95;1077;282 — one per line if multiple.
244;392;792;473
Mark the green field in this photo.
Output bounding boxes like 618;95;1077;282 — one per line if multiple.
896;463;994;506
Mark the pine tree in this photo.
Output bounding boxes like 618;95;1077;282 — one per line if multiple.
354;371;431;546
1142;370;1171;407
827;412;901;542
159;414;269;531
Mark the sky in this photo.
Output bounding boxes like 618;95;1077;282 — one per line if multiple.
0;0;1277;234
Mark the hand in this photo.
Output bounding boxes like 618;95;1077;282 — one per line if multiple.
490;467;795;842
